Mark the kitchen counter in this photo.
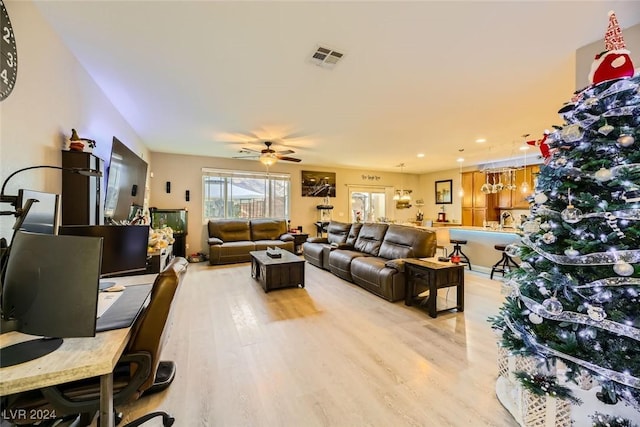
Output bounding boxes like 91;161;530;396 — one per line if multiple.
451;226;523;235
419;225;523;276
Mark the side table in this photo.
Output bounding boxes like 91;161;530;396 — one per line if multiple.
404;258;464;318
291;233;309;255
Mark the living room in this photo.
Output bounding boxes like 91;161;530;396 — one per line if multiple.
2;1;640;426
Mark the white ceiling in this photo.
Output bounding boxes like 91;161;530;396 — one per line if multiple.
34;1;640;174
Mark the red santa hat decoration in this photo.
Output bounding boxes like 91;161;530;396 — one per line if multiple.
588;11;635;85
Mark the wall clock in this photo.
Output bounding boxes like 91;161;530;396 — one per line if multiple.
0;0;18;101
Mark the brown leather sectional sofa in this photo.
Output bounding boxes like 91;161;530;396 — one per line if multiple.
303;221;436;301
207;218;295;265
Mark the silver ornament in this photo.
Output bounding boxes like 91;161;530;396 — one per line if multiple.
542;297;564;314
598;124;614;135
561;124;584;143
542;232;556;244
561;205;583;223
522;220;540;234
528;312;543;324
564;247;580;258
613;260;634;277
554;157;568;167
617;134;635;148
587;305;607;322
594;167;613;182
504;244;520;258
534;193;548;204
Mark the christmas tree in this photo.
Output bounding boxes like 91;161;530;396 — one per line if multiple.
492;11;640;425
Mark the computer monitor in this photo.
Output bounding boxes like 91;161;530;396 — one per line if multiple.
58;225;150;288
0;231;103;367
16;189;60;235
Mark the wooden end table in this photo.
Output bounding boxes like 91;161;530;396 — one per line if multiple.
250;250;305;293
291;233;309;255
404;258;464;318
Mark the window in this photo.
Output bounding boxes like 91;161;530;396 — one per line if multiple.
202;168;290;221
348;186;388;223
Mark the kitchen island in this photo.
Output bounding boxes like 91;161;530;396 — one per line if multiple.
422;226;523;276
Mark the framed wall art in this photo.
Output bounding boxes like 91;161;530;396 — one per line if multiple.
301;171;336;197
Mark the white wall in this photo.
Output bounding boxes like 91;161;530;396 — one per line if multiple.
0;0;148;240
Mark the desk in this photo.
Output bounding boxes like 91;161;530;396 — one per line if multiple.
0;274;155;427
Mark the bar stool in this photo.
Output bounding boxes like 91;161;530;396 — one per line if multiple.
490;244;519;279
448;239;471;270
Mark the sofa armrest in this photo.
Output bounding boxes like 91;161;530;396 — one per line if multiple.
279;233;295;242
384;258;406;272
307;237;328;244
208;237;223;246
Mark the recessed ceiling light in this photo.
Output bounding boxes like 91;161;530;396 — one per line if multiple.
417;153;425;158
456;158;464;162
520;145;531;151
475;138;486;143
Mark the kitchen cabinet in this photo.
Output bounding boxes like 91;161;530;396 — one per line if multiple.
461;171;497;226
495;165;540;209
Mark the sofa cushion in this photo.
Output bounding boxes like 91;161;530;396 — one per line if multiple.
353;223;388;256
378;224;436;260
209;241;255;264
326;221;352;245
346;223;362;246
250;219;287;241
254;239;295;252
328;249;369;282
350;256;404;301
208;219;251;242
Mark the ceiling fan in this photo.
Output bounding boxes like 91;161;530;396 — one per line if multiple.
233;141;302;166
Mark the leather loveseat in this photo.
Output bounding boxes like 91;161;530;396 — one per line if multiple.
208;218;295;265
303;221;436;301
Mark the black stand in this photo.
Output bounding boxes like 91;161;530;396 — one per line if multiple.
0;337;64;368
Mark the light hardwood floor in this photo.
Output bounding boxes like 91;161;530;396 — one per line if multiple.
109;260;517;427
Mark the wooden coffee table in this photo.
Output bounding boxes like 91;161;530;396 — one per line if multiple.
250;250;305;292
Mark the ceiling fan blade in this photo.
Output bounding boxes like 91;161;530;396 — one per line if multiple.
239;147;261;153
232;155;259;159
277;156;302;163
276;149;295;155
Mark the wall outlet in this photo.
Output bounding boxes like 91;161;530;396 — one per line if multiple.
185;243;189;249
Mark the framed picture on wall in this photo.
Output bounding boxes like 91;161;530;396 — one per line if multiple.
435;179;452;204
302;171;336;197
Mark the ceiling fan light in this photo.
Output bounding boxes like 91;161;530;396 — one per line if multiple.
393;192;401;201
401;193;411;201
259;153;277;166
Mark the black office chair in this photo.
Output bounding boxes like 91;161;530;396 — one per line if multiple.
3;257;188;426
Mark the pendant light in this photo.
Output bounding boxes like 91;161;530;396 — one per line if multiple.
394;163;411;201
520;144;530;193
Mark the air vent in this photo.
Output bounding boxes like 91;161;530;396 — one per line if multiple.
310;45;344;69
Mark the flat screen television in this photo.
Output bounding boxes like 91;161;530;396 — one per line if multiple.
15;189;60;235
59;225;150;289
0;231;102;367
104;137;148;223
